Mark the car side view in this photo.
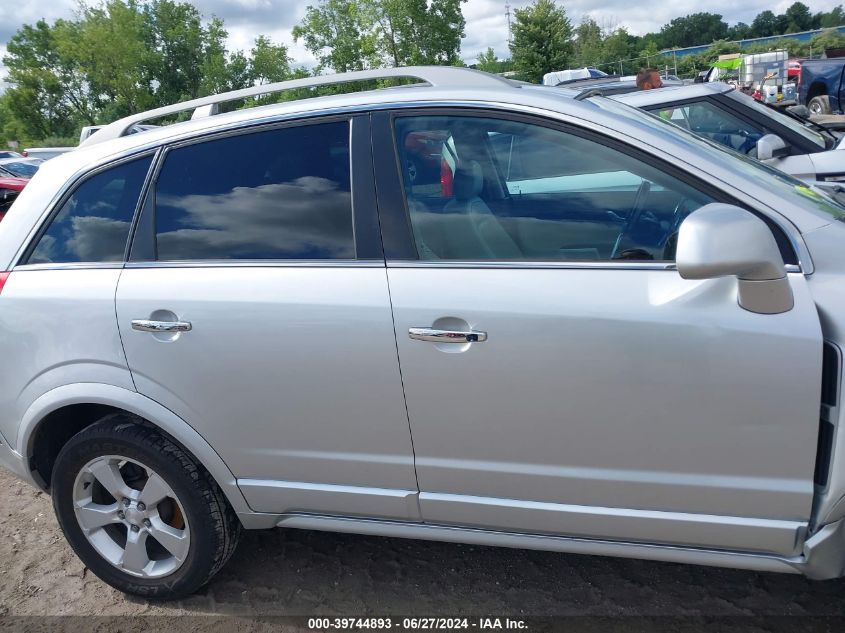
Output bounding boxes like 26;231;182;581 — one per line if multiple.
605;82;845;183
0;67;844;599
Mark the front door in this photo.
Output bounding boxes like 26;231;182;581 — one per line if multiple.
380;111;823;554
117;116;419;521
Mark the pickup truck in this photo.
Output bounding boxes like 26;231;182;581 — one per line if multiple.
799;58;845;114
22;124;158;160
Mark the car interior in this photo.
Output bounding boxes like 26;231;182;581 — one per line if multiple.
395;116;714;262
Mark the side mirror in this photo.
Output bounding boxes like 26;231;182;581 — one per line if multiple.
676;204;794;314
755;133;790;161
786;104;811;119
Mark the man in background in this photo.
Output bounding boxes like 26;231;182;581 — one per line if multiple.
636;68;663;90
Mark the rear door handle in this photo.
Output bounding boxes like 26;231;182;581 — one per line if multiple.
131;319;192;333
408;327;487;343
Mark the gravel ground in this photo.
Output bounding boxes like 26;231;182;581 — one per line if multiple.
2;467;845;630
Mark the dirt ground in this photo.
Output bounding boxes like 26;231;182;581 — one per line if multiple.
3;467;845;630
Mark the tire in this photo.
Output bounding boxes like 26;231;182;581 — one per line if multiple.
808;95;832;115
51;414;241;599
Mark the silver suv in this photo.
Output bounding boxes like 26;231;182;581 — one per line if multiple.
0;67;844;599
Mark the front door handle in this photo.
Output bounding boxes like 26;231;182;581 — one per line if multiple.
408;327;487;343
131;319;192;333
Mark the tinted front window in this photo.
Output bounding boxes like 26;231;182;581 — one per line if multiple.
154;121;354;261
396;115;714;262
28;155;152;264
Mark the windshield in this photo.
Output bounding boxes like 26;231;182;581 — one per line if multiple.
589;96;845;223
724;89;827;151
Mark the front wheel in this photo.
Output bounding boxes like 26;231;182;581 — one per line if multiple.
51;414;241;599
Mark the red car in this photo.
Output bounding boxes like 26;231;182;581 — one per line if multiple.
0;176;27;221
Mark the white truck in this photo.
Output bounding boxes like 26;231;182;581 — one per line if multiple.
22;124;158;160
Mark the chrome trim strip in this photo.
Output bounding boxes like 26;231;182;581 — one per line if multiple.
388;260;676;270
275;513;803;575
124;260;383;269
388;260;805;272
13;262;124;271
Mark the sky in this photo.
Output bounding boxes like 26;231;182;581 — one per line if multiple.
1;0;843;85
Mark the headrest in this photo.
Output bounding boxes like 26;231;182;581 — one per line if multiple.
453;160;483;200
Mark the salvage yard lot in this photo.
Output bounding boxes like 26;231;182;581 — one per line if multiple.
2;469;845;622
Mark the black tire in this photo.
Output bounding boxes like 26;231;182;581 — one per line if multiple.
808;95;832;115
51;413;242;599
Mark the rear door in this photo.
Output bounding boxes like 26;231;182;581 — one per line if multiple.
116;116;420;520
376;109;823;554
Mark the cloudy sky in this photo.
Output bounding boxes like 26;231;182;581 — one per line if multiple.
1;0;842;81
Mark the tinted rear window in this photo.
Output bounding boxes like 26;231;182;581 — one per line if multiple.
153;121;355;261
27;155;152;264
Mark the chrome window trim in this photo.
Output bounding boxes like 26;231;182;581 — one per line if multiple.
13;260;800;273
387;260;802;273
124;259;383;269
13;262;125;272
17;99;813;274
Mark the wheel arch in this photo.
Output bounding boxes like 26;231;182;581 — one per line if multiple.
808;83;829;100
18;383;256;520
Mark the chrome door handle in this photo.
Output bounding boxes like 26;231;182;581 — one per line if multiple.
408;327;487;343
131;319;192;333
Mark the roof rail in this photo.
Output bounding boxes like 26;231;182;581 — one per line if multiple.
82;66;515;147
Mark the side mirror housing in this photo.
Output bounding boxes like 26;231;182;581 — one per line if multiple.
787;104;811;119
755;133;790;161
676;204;793;314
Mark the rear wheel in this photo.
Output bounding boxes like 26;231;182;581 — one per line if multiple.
51;414;241;599
808;95;832;115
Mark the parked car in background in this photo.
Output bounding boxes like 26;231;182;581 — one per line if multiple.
798;57;845;114
1;67;845;601
0;151;23;159
601;82;845;183
0;157;43;179
542;67;608;86
0;176;27;221
20;148;73;160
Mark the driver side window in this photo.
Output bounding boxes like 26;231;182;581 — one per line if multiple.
650;101;765;155
394;115;715;262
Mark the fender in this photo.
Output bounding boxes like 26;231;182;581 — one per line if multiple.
16;382;279;527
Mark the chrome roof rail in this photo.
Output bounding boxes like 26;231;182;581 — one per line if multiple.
82;66;515;146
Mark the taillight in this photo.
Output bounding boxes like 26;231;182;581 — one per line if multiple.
0;272;9;294
440;158;453;198
21;150;28;157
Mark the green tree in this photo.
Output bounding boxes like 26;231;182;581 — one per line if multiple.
3;19;90;140
750;10;778;37
476;47;500;73
572;18;603;68
293;0;377;72
510;0;573;82
659;13;728;48
784;2;813;32
143;0;206;103
250;35;292;84
818;6;845;28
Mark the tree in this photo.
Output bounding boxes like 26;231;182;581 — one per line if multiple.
659;13;728;48
3;19;92;140
143;0;206;103
818;5;845;28
250;35;292;84
294;0;465;71
510;0;573;82
476;47;499;73
293;0;377;72
573;18;603;68
750;10;778;37
784;2;813;32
